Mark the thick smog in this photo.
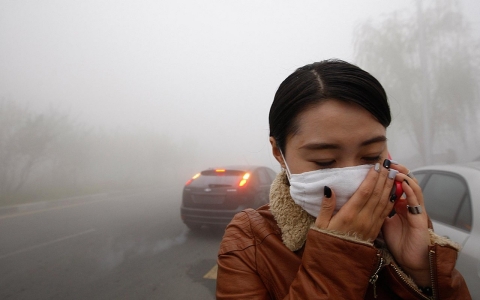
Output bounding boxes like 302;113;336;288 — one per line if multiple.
1;1;479;299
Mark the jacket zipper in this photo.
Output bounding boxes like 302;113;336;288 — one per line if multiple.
390;263;433;300
429;249;437;299
369;256;384;298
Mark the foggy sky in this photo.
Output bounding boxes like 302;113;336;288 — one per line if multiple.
1;0;479;168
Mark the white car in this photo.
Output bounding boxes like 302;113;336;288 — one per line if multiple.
413;161;480;298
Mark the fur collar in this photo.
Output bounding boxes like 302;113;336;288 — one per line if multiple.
269;170;315;251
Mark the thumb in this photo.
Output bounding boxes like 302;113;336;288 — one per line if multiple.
315;186;336;229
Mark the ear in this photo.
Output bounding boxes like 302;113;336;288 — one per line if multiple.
269;137;286;169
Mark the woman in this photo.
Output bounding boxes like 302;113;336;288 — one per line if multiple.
216;59;471;299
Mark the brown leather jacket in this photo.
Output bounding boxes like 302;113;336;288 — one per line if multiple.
216;172;471;299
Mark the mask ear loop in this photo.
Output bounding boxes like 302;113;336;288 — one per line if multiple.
279;149;292;181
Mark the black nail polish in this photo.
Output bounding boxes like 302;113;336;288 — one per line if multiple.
324;186;332;198
388;208;396;218
389;185;397;202
383;159;391;169
389;193;397;203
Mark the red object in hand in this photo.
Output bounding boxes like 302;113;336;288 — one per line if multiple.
391;180;403;201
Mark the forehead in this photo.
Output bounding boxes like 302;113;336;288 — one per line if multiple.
289;99;385;147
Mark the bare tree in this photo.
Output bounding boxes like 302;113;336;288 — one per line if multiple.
354;0;480;165
0;101;68;201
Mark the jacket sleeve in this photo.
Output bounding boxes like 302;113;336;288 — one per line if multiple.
286;230;381;299
432;241;472;299
384;230;472;299
216;211;270;299
216;211;383;299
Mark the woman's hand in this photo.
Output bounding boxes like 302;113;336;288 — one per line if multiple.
315;160;397;242
315;160;431;286
382;163;431;287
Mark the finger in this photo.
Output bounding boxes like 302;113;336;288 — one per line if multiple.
389;161;408;175
364;160;391;212
404;177;424;207
315;186;336;229
402;180;419;206
365;166;396;238
375;169;398;219
406;170;419;184
401;180;428;224
390;163;419;184
347;163;382;210
396;173;425;207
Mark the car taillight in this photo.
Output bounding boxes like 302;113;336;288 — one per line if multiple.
215;169;226;173
238;173;250;187
185;173;200;186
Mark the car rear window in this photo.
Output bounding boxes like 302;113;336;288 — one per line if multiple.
189;170;245;188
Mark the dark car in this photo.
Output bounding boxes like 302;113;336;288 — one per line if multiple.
413;161;480;298
180;165;277;230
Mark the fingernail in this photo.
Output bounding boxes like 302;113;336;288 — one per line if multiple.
388;208;396;218
374;163;380;172
390;159;399;165
324;186;332;198
404;179;410;185
388;169;398;179
383;159;391;169
390;193;397;202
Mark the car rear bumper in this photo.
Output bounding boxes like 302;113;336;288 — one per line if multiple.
180;206;247;226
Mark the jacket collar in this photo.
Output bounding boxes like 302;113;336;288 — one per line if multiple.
269;170;315;251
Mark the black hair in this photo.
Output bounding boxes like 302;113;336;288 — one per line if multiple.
269;59;391;153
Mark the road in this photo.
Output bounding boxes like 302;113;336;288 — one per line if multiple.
0;186;223;300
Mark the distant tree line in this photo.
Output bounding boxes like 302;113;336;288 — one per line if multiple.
0;100;193;205
354;0;479;166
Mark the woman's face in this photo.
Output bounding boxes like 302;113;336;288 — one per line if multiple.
271;99;388;174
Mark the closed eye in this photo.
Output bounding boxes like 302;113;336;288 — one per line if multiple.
314;160;335;167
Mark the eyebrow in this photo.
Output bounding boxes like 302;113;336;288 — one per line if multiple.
299;135;387;150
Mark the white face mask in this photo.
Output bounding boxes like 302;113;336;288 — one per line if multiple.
280;151;371;217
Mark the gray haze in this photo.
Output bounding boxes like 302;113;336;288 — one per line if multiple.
1;0;480;202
